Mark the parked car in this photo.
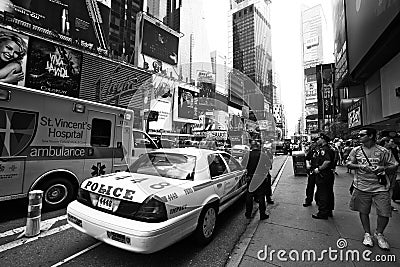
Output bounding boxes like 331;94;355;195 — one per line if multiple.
229;144;250;160
67;148;247;254
180;140;199;148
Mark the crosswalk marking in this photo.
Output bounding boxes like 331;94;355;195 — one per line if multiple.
0;224;71;253
0;215;67;239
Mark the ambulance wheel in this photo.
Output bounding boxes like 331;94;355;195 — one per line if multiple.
194;204;217;245
40;178;75;211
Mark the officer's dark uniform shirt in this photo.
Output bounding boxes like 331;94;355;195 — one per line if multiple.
315;144;335;175
306;145;319;169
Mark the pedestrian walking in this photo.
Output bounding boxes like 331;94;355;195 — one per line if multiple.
346;127;398;250
303;137;319;207
311;133;335;220
242;140;272;220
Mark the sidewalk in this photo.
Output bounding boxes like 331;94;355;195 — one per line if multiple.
229;157;400;266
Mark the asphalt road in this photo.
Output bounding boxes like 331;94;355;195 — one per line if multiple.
0;155;288;267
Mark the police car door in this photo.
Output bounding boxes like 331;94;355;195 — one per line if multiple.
208;153;233;202
83;110;116;177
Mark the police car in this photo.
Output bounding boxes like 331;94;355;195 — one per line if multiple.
67;148;247;253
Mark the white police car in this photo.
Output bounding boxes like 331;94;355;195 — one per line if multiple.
67;148;247;253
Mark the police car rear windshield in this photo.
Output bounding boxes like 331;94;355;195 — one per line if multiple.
130;153;196;180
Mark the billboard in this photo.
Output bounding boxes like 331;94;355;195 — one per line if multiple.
317;64;335;119
333;0;348;85
25;37;82;97
0;28;29;86
79;53;152;108
345;0;400;73
148;75;175;131
305;81;317;104
197;70;215;113
348;99;362;128
141;17;179;66
0;0;111;55
174;84;199;123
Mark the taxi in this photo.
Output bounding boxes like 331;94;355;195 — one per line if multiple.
67;148;247;254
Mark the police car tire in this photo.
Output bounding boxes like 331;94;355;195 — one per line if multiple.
40;177;75;211
194;204;218;245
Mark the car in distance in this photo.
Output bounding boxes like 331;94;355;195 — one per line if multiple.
229;144;250;160
67;148;247;254
198;140;218;150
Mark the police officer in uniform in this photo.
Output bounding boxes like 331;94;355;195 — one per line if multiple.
311;133;335;219
242;140;271;220
303;137;319;207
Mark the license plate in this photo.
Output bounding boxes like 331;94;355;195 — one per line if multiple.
107;231;130;244
68;213;82;227
98;195;114;210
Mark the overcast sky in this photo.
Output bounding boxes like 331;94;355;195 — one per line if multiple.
203;0;334;136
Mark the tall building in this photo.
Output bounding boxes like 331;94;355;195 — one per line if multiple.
109;0;143;63
228;0;273;113
146;0;210;83
301;4;328;134
211;51;228;97
145;0;180;31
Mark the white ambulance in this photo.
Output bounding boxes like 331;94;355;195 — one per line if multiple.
0;83;157;210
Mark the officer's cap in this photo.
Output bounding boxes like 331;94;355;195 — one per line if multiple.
319;133;331;143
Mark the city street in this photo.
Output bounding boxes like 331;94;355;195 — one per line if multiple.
0;156;288;267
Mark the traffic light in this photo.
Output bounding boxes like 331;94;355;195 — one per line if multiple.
147;110;159;122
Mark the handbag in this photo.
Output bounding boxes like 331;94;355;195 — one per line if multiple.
392;179;400;201
360;147;387;186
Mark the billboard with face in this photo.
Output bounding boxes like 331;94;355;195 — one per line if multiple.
0;0;111;55
25;37;82;97
173;84;199;123
0;28;29;86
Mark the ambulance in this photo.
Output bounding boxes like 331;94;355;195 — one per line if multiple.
0;83;157;210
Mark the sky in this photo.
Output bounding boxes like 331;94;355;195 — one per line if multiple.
203;0;334;136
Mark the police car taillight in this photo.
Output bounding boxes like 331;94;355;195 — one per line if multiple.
133;195;167;223
77;188;91;206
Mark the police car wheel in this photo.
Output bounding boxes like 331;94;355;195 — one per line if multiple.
194;204;217;245
41;178;75;211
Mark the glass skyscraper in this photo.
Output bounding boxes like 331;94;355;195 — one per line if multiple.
228;0;273;112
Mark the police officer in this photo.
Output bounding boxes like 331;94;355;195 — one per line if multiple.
311;133;335;219
303;137;319;207
242;140;271;220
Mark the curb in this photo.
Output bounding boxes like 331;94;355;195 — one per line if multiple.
225;156;289;267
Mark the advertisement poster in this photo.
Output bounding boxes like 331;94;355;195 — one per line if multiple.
25;38;82;97
348;100;362;128
79;53;152;108
0;0;111;54
197;70;215;112
148;75;175;131
141;18;179;65
173;85;199;123
0;28;29;86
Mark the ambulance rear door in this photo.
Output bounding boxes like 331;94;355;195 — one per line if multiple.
112;112;133;173
83;110;116;178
